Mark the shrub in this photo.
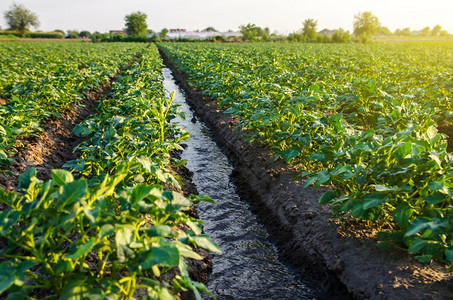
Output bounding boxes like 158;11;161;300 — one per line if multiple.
25;31;64;39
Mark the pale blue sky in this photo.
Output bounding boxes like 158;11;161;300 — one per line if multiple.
1;0;452;34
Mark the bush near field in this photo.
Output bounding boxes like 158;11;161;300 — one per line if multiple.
0;30;64;39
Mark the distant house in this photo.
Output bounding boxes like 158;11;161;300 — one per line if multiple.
166;29;242;40
109;30;126;36
410;30;423;36
318;29;337;36
169;29;186;33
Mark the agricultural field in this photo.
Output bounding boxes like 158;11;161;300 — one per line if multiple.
159;42;453;267
0;42;218;299
0;42;143;171
0;39;451;299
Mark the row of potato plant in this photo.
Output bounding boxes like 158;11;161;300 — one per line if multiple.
158;42;452;267
0;42;145;172
0;44;219;299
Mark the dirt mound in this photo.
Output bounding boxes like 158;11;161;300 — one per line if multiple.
161;50;453;300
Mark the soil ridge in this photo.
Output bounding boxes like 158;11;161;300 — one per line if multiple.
160;48;452;300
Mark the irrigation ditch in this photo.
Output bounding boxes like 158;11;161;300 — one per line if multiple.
159;48;452;300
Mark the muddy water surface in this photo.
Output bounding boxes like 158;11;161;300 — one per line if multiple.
163;68;323;300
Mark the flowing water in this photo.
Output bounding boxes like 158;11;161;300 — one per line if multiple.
163;68;322;300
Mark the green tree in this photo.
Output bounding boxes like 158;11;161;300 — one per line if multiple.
240;23;261;41
54;29;65;36
353;11;380;38
124;12;148;37
67;30;79;39
3;3;39;37
395;27;411;36
421;26;430;36
431;25;441;36
160;28;168;40
79;30;91;38
332;28;352;43
377;26;392;36
202;27;218;32
302;19;317;39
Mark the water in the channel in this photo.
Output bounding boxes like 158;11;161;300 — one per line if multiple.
163;68;323;300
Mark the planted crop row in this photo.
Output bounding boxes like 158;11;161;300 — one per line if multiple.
0;42;145;170
0;44;219;299
159;42;453;267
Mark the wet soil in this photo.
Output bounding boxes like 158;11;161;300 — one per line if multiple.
160;49;453;300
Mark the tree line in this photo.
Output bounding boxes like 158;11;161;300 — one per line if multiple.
1;4;450;43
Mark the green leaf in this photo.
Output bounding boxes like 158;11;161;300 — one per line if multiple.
188;235;221;253
52;169;74;186
314;171;330;187
55;260;75;275
170;192;191;209
425;125;438;140
309;152;325;161
405;218;430;237
63;160;85;172
423;192;448;205
319;190;339;204
298;134;311;147
174;241;203;260
393;205;413;228
415;255;433;264
137;156;152;172
149;225;172;237
115;225;135;263
99;224;114;239
376;241;396;250
223;107;236;114
278;147;301;163
132;185;153;204
426;181;443;191
59;179;88;207
375;185;398;192
6;286;30;300
60;279;90;300
0;261;33;293
408;238;429;254
303;176;317;188
397;141;412;158
186;219;202;235
363;193;388;210
429;154;443;170
140;246;180;269
17;168;37;191
67;238;96;260
445;247;453;262
0;125;12;137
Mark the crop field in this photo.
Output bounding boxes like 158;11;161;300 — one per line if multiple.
0;42;218;299
159;42;453;267
0;42;143;169
0;40;451;299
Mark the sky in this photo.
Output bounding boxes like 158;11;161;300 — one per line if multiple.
1;0;452;35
